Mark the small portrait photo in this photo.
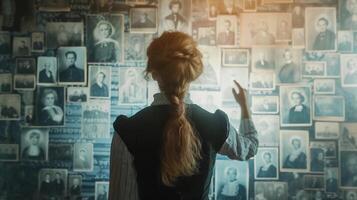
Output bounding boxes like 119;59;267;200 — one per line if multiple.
159;0;191;33
82;100;110;139
341;150;357;188
0;144;19;161
340;123;357;150
68;175;82;197
302;62;326;78
276;18;292;42
325;167;338;193
339;0;357;30
314;79;335;94
0;73;12;93
280;130;310;172
12;36;31;57
37;56;57;85
254;182;288;200
58;47;87;85
216;15;237;46
0;31;11;55
14;75;36;91
254;147;278;180
249;72;275;91
338;31;353;52
220;68;249;103
215;159;248;200
251;47;275;71
118;67;147;106
252;115;279;146
222;48;249;67
310;148;325;173
38;168;68;198
194;23;216;46
315;122;339;140
95;182;109;200
46;22;83;49
35;86;65;126
189;91;221;113
89;65;111;99
313;95;345;121
130;7;157;33
207;1;219;20
275;48;302;84
73;143;93;171
48;144;73;162
292;28;305;49
86;14;124;63
124;33;152;62
31;32;45;53
292;5;305;28
243;0;257;12
21;128;49;161
280;85;312;127
217;0;239;15
67;87;89;103
341;54;357;87
305;7;337;51
304;175;324;190
251;96;279;114
0;94;21;120
15;58;36;75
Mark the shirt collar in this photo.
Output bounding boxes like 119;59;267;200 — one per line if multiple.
151;92;193;106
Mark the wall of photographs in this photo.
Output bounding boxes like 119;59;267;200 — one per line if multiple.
0;0;357;199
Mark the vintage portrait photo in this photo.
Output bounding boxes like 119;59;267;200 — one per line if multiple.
14;75;36;90
215;159;248;200
37;56;57;85
253;115;279;146
280;85;312;127
89;65;111;99
124;33;152;62
249;72;275;91
325;168;338;193
0;31;11;55
313;95;345;121
216;15;237;46
31;32;45;53
118;67;147;106
254;182;288;200
35;86;65;126
46;22;83;49
292;28;305;49
304;175;324;190
24;105;34;126
305;7;337;51
280;130;310;172
310;148;325;173
95;181;109;200
81;100;110;138
315;122;339;140
12;36;31;57
275;48;302;84
159;0;191;33
340;150;357;188
251;96;279;114
302;62;326;78
339;0;357;30
67;87;89;103
0;144;18;161
130;7;157;33
251;47;275;71
15;58;36;74
254;147;278;180
310;141;336;158
38;168;68;198
340;123;357;150
222;48;249;67
48;144;73;162
86;14;124;63
73;143;93;171
193;21;216;46
314;79;335;94
338;31;353;52
0;94;20;120
341;54;357;87
243;0;257;12
21;128;49;161
57;47;87;85
68;175;82;197
0;73;12;93
221;68;248;103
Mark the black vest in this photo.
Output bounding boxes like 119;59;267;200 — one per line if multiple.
113;104;229;200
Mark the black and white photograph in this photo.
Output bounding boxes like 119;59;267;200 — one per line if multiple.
24;105;34;125
222;48;249;67
325;168;338;193
15;58;36;74
292;28;305;49
31;32;45;53
251;48;275;71
341;54;357;87
314;79;335;94
21;128;49;161
254;182;288;200
0;73;12;93
276;18;292;42
124;33;152;62
73;143;93;171
37;56;57;85
12;36;31;57
340;123;357;150
58;47;87;85
95;181;109;200
251;96;279;114
46;22;83;49
221;67;249;103
302;62;326;78
67;87;89;103
313;95;345;121
118;67;147;106
310;148;325;173
216;15;237;46
341;150;357;188
343;190;357;200
304;175;324;190
195;24;216;46
14;75;36;90
159;0;191;33
339;0;357;30
255;147;278;180
253;115;279;147
280;85;312;127
249;72;275;91
305;7;337;51
280;130;310;172
207;0;219;19
89;65;111;99
35;86;65;126
130;7;157;33
81;100;110;138
310;141;337;158
243;0;257;12
0;31;11;55
216;0;239;15
0;94;20;120
0;144;18;161
215;159;248;200
338;31;353;52
315;122;339;140
275;48;302;83
68;175;82;197
48;144;73;162
38;168;68;198
263;0;293;3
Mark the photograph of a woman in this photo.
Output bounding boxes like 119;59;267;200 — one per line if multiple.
21;128;48;161
36;87;65;126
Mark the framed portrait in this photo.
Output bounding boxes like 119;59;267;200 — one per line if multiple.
302;62;326;78
46;22;83;49
325;168;338;194
0;94;21;120
89;65;111;99
207;0;219;20
57;47;87;85
220;67;248;103
339;0;357;30
275;48;302;84
305;7;337;52
215;159;248;200
280;85;312;127
341;54;357;87
310;147;325;173
252;115;279;146
130;7;157;33
81;100;110;139
38;168;68;197
73;143;93;172
0;73;12;93
95;182;109;200
314;79;335;94
313;95;345;121
304;175;324;190
243;0;257;12
338;31;353;52
14;75;36;91
15;58;36;75
35;86;65;127
0;144;19;161
124;33;152;62
254;147;279;180
189;90;221;113
216;15;237;46
192;21;216;46
37;56;57;85
0;31;11;55
118;67;147;106
252;96;279;114
251;47;275;71
340;150;357;188
222;48;249;67
315;122;339;140
67;87;89;103
310;141;337;158
292;28;305;49
254;182;288;200
48;143;73;162
249;72;275;91
280;130;310;172
86;14;124;63
340;123;357;150
12;36;31;57
68;175;82;197
38;0;70;11
158;0;191;33
31;32;45;53
24;105;34;126
21;128;49;161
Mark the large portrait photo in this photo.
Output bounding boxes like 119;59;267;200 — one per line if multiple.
46;22;83;49
37;56;57;85
159;0;191;33
57;47;87;85
21;128;49;161
89;65;111;99
254;147;279;180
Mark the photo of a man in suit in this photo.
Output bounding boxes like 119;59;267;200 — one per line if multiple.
39;61;55;84
163;0;187;32
90;71;109;98
312;17;336;50
217;20;235;45
255;52;273;70
59;51;84;83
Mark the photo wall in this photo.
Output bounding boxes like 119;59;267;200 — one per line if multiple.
0;0;357;199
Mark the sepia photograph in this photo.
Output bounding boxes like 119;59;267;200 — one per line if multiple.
243;0;257;12
251;47;275;71
68;175;82;197
340;123;357;150
0;144;18;161
216;15;237;46
339;0;357;30
12;36;31;57
14;75;36;90
118;67;147;106
341;54;357;87
314;79;335;94
304;175;324;190
280;130;310;172
0;94;20;120
221;67;248;103
58;47;87;85
0;73;12;93
194;23;216;46
222;48;249;67
315;122;339;140
254;181;288;200
46;22;83;49
130;7;157;33
325;167;338;193
82;100;110;138
275;48;302;83
86;14;124;63
313;95;345;121
207;0;219;19
38;168;68;198
73;143;93;171
37;56;57;85
254;147;279;180
280;85;312;127
67;87;88;103
251;95;279;114
159;0;191;33
292;5;305;28
344;190;357;199
21;128;49;161
249;72;275;91
0;31;11;55
95;181;109;200
48;144;73;162
302;62;326;78
89;65;111;99
292;28;305;49
31;32;45;53
338;31;353;52
252;115;279;146
124;33;152;62
15;58;36;74
340;150;357;188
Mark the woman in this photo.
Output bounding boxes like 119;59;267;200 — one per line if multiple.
217;167;246;200
283;137;307;169
22;130;45;160
109;32;258;199
39;89;64;125
288;91;310;124
257;152;277;178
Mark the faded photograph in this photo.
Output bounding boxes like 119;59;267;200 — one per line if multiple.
220;67;248;103
340;0;357;30
341;151;357;188
130;7;157;33
159;0;191;33
67;87;88;103
325;168;338;193
0;144;18;161
341;54;357;87
310;141;336;158
14;75;36;90
243;0;256;11
253;115;279;146
0;94;20;120
36;86;65;126
73;143;93;171
0;73;12;93
255;182;288;200
222;48;249;67
21;128;49;161
314;95;345;121
292;28;305;49
37;56;57;85
310;148;325;173
302;62;326;78
124;33;152;62
89;65;111;99
315;122;339;139
314;79;335;94
304;175;324;190
340;123;357;150
275;48;302;83
95;182;109;200
31;32;45;53
251;96;279;114
46;22;83;49
38;168;68;198
15;58;36;75
254;148;278;179
12;37;31;57
68;175;82;197
48;144;73;162
0;31;11;55
58;47;86;85
189;91;221;113
81;100;110;138
216;15;237;46
251;48;275;71
338;31;353;52
118;67;147;105
194;23;216;46
292;5;305;28
249;72;275;91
